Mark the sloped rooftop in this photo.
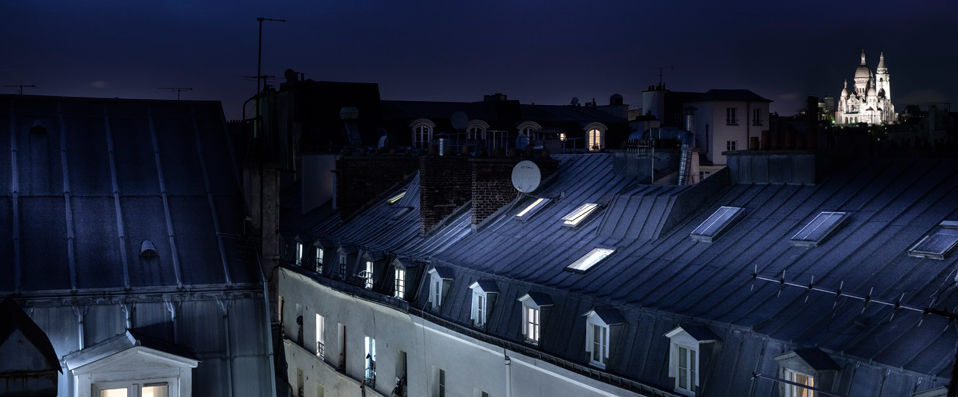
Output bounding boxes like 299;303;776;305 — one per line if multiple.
0;95;258;293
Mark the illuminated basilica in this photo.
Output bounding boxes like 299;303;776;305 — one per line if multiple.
836;50;895;124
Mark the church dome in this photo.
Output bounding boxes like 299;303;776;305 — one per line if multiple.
867;84;877;97
855;65;871;80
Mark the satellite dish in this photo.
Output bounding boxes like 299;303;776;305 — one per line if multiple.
451;111;469;130
511;160;541;193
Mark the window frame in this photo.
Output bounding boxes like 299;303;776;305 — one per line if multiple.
364;260;374;289
524;305;540;345
690;206;745;243
315;313;325;360
394;267;406;299
339;254;347;279
675;344;697;394
561;203;599;228
295;241;303;266
726;107;737;125
783;368;815;397
908;221;958;260
587;321;609;368
752;108;762;126
588;128;603;151
515;197;551;221
566;247;615;273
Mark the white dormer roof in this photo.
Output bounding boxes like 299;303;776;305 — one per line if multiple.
518;292;554;308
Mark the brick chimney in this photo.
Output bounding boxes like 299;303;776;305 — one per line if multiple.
419;155;473;233
336;153;418;218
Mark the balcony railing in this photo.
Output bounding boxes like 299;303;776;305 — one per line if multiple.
316;341;325;360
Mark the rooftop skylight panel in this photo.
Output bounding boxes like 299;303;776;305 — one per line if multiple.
566;248;615;272
516;198;551;221
387;191;406;205
690;206;744;243
791;211;848;247
908;221;958;260
562;203;599;227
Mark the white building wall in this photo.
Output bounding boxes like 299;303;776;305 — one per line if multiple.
277;268;647;397
689;100;768;165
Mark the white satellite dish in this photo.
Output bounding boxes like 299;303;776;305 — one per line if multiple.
511;160;541;193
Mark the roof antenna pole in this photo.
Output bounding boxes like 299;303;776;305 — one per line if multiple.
4;84;37;95
159;87;193;101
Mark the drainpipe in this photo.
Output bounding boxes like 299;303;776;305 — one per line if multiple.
219;300;235;397
504;350;512;397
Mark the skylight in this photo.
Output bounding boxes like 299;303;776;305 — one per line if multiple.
908;221;958;260
387;191;406;205
566;248;615;272
690;206;744;243
791;211;848;247
562;203;598;227
516;198;551;221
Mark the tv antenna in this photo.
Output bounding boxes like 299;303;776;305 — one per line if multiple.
4;84;37;95
159;87;193;101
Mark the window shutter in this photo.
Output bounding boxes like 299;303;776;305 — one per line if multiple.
585;320;593;354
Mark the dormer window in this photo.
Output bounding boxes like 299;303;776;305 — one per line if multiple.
515;198;551;221
583;307;624;370
467;120;489;140
469;280;499;327
339;254;347;279
791;211;847;247
690;206;744;243
584;122;607;151
775;348;840;397
518;292;553;345
363;261;374;289
427;267;453;311
562;203;599;227
908;220;958;260
295;242;303;266
394;268;405;299
410;119;436;149
566;248;615;272
665;325;720;396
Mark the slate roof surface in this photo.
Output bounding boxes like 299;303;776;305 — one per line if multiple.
296;152;958;395
1;95;258;293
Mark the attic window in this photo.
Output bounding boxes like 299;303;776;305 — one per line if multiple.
140;240;158;258
516;198;551;221
363;260;374;289
908;221;958;260
566;248;615;272
387;191;406;205
791;211;848;247
315;248;324;273
690;206;744;243
562;203;599;227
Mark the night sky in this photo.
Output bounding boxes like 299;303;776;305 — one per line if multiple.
3;0;956;119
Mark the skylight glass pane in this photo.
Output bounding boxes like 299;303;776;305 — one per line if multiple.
690;206;744;242
387;191;406;205
516;198;551;220
908;226;958;260
566;248;615;272
562;203;598;227
791;211;847;247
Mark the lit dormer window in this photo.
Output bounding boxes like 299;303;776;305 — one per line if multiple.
394;268;405;299
584;122;607;151
518;292;553;345
665;325;720;396
469;280;499;327
583;306;624;370
562;203;599;227
775;348;840;397
690;206;744;243
908;221;958;260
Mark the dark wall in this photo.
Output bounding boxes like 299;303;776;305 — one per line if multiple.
336;155;418;219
